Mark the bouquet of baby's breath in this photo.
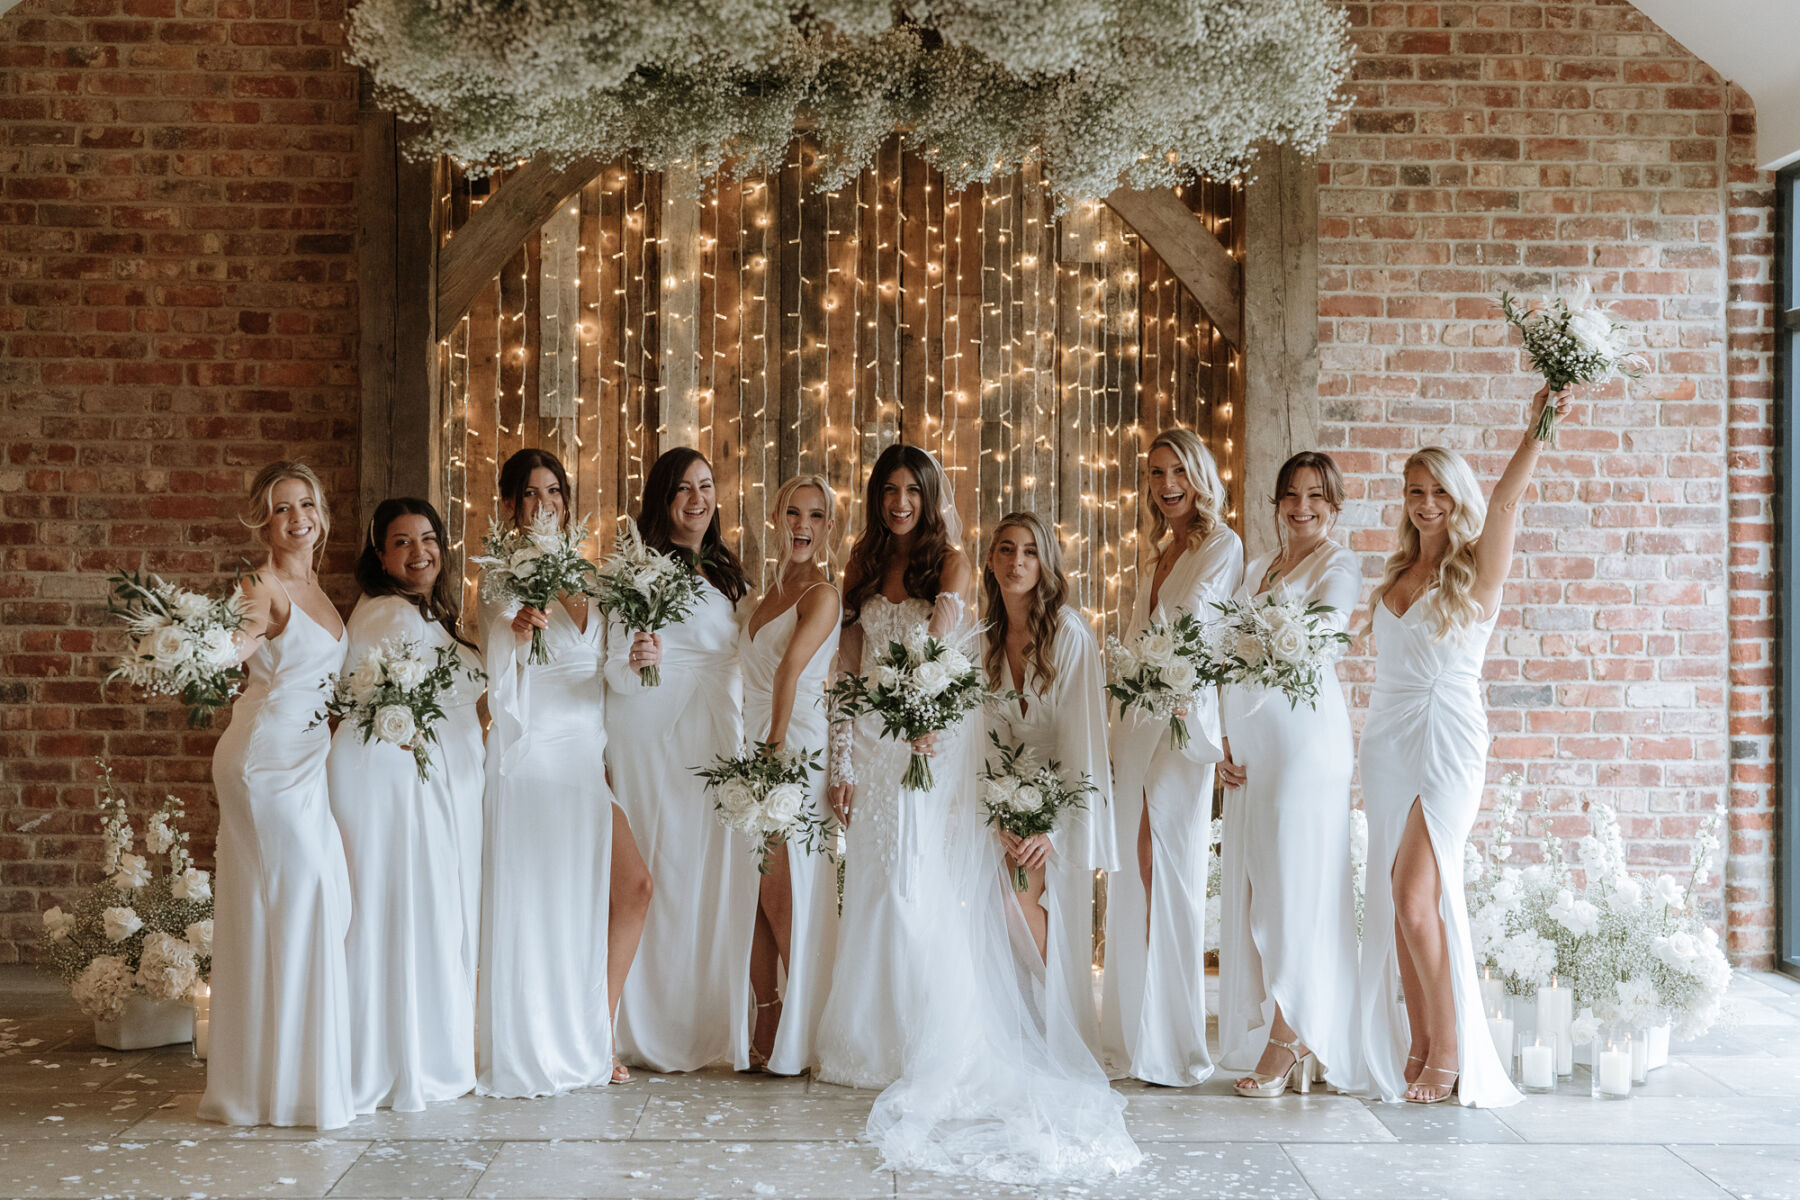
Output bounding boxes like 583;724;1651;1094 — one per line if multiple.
1105;611;1213;750
316;637;483;782
37;761;214;1020
1208;595;1350;711
106;569;253;726
1498;284;1645;443
473;508;600;665
696;741;830;874
977;731;1094;891
592;519;705;686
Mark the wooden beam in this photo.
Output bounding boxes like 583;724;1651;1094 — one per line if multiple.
1105;185;1242;350
658;162;701;449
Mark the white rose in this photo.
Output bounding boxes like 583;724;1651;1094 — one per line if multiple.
345;654;384;705
911;659;953;697
42;906;76;942
102;905;143;942
1268;623;1309;665
938;647;972;678
1232;630;1266;667
984;774;1019;807
1613;876;1643;906
1112;646;1142;678
1137;631;1176;669
1159;658;1198;694
1653;875;1684;911
1568;306;1618;358
185;918;214;956
386;655;427;690
761;783;804;830
109;852;151;891
170;591;211;622
171;867;211;903
143;623;191;668
373;705;417;747
875;665;901;691
716;778;757;822
508;546;545;571
1008;783;1045;814
198;627;238;669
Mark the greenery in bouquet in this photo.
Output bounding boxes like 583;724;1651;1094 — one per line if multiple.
696;741;830;874
977;731;1094;892
1207;595;1350;710
106;568;254;727
317;638;484;783
1498;284;1645;443
1105;611;1212;750
592;519;706;686
473;508;601;665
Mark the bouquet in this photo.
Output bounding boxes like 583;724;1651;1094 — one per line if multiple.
1207;595;1351;711
592;519;705;686
695;741;829;874
106;569;252;726
977;731;1094;891
316;638;483;782
1498;284;1645;443
36;761;214;1021
1105;611;1213;750
828;628;1010;792
472;508;600;665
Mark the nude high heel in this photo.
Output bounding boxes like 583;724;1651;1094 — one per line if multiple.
1234;1037;1316;1099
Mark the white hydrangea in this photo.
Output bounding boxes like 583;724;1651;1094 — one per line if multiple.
71;955;137;1021
136;932;200;1002
42;906;76;942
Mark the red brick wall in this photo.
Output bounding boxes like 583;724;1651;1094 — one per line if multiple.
1322;1;1777;963
0;0;363;959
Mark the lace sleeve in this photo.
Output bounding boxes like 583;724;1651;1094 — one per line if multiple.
928;591;966;640
828;712;856;787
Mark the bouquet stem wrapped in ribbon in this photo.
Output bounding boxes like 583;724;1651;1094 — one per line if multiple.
315;638;483;782
106;569;254;726
593;520;706;687
978;732;1093;892
695;741;830;874
473;509;601;666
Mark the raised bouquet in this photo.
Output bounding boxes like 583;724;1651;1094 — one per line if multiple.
316;637;483;782
1105;611;1213;750
472;507;600;665
695;741;829;874
1207;595;1351;710
978;731;1094;892
828;628;1009;792
106;569;252;726
1498;284;1645;443
37;761;214;1021
592;519;705;686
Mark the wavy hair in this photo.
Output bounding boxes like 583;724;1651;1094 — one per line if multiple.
637;446;748;604
842;443;954;627
768;473;836;587
241;461;331;563
981;511;1067;691
497;447;572;530
354;497;474;649
1146;427;1226;558
1369;446;1488;637
1271;450;1345;544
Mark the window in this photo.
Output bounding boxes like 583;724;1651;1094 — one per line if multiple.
1781;164;1799;979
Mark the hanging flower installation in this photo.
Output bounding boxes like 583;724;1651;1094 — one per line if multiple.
346;0;1352;201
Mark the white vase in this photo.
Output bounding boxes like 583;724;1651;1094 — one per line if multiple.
1646;1021;1670;1071
94;994;195;1051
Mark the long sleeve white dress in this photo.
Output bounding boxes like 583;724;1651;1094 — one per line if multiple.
327;594;485;1113
1100;525;1244;1086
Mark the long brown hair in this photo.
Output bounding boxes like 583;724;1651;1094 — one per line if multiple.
841;443;954;626
497;447;572;530
981;511;1067;690
354;497;475;649
637;446;748;604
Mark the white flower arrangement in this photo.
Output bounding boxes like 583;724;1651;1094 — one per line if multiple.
1207;595;1350;710
977;731;1095;892
106;568;253;726
1204;816;1223;950
345;1;1351;206
1349;806;1368;939
1498;282;1647;443
591;519;707;686
37;762;214;1021
1105;610;1212;750
695;741;830;873
473;507;602;665
316;637;483;782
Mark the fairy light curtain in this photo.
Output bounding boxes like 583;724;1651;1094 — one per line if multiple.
440;137;1244;637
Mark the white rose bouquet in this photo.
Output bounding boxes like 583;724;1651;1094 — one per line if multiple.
694;741;830;874
977;731;1095;892
106;568;253;726
1207;595;1351;711
316;637;482;782
472;507;601;665
1104;610;1214;750
592;519;705;686
1498;284;1646;443
37;760;214;1020
828;629;1011;792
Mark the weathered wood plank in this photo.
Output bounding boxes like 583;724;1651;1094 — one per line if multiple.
659;163;702;452
1104;185;1241;350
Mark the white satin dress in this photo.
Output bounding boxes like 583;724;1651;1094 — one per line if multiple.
476;591;614;1097
1101;525;1243;1086
202;576;353;1129
1217;543;1367;1092
606;579;752;1072
985;605;1119;1062
328;594;485;1113
738;583;841;1076
1356;592;1522;1108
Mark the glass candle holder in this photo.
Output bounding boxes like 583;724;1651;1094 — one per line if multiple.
1592;1025;1632;1100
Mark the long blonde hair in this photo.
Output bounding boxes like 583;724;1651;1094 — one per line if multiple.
1147;428;1226;558
1369;446;1487;636
768;473;836;588
982;511;1067;690
241;461;331;563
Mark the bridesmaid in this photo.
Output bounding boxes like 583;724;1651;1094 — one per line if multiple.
1100;428;1243;1086
477;448;649;1096
606;447;753;1073
328;498;484;1112
202;461;354;1129
1216;453;1365;1098
1358;386;1568;1107
738;474;842;1074
980;511;1117;1060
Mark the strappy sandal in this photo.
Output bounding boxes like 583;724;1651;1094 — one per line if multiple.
1233;1036;1321;1098
1404;1063;1458;1105
611;1057;632;1084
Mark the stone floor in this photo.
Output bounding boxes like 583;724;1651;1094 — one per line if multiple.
2;967;1798;1199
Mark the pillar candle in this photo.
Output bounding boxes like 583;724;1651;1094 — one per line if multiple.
194;1017;210;1060
1537;979;1574;1076
1520;1041;1555;1089
1479;967;1504;1016
1486;1014;1514;1077
1597;1045;1631;1097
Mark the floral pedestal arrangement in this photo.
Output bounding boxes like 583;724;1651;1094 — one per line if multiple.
95;995;194;1051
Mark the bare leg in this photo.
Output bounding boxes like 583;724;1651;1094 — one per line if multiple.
749;842;793;1067
1391;798;1457;1101
1394;912;1427;1085
608;805;652;1081
1137;797;1154;938
1006;861;1050;962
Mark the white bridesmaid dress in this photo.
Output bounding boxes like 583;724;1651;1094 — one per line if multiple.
606;579;753;1073
202;576;354;1129
1217;542;1367;1092
985;605;1119;1061
1101;525;1243;1086
476;590;614;1097
1356;593;1522;1108
738;583;841;1076
327;594;484;1113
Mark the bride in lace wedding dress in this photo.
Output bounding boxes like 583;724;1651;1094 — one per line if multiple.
815;445;1139;1186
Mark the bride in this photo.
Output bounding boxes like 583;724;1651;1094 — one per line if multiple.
818;444;1139;1186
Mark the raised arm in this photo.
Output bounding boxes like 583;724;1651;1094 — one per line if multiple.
1473;385;1569;614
